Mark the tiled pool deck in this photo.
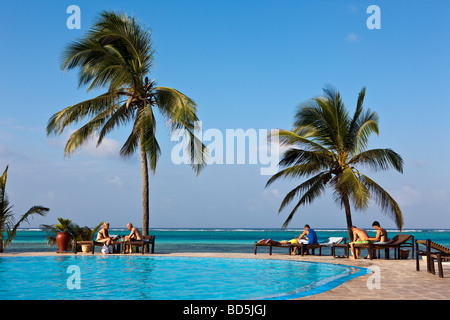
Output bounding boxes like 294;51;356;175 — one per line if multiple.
1;251;449;300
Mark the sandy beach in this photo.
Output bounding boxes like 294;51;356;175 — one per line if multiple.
2;251;449;300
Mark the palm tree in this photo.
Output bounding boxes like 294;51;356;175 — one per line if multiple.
266;86;404;241
46;11;207;238
0;166;49;252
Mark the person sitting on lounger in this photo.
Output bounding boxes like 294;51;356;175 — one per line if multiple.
369;221;389;243
291;225;318;255
96;222;114;248
349;226;370;259
123;223;143;253
257;225;318;255
366;221;389;259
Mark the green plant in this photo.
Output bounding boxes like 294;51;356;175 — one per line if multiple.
54;218;72;233
0;165;49;252
73;222;104;241
41;219;103;249
41;218;76;247
71;221;104;251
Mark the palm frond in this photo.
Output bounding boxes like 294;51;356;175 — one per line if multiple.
119;115;141;158
353;109;379;153
97;102;134;146
278;148;335;168
47;92;120;136
334;168;370;210
137;104;160;172
276;129;332;153
155;86;208;174
359;173;404;230
61;11;154;92
349;148;403;173
345;87;366;152
4;206;49;248
281;172;332;229
265;163;326;187
0;166;14;234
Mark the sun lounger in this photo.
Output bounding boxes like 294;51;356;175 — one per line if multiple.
72;240;121;254
416;239;450;278
73;236;155;254
291;237;346;256
352;234;414;260
122;236;155;254
254;241;292;255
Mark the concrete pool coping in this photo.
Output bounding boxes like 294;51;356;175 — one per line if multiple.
1;251;449;300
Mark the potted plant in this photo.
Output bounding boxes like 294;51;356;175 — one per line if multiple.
41;218;74;253
72;222;104;253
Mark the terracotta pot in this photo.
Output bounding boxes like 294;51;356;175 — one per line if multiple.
81;244;92;253
56;232;71;253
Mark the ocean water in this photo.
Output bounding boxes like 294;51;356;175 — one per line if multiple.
2;228;450;256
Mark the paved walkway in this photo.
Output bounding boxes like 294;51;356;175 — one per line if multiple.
2;251;449;299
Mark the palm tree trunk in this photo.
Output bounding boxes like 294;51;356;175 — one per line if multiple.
342;195;354;242
140;141;149;238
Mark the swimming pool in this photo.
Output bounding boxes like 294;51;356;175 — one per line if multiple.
0;256;368;300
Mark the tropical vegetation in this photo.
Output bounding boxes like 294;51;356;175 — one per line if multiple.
46;11;207;239
41;218;103;250
266;86;404;241
0;165;49;253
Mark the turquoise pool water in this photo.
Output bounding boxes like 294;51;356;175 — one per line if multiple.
0;256;368;300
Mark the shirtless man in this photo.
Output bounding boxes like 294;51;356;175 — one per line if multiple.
349;226;370;259
124;223;143;254
96;222;114;247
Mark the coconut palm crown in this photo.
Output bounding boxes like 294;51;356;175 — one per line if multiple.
46;11;207;236
266;86;404;241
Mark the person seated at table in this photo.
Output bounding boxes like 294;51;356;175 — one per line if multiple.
96;222;115;252
124;223;143;253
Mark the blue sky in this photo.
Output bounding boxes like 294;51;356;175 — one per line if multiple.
0;0;449;229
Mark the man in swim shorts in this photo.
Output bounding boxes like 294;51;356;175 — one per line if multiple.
291;225;318;255
349;226;370;259
124;223;143;254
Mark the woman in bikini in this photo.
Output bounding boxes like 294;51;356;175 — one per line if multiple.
368;221;389;258
370;221;389;243
96;222;114;248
